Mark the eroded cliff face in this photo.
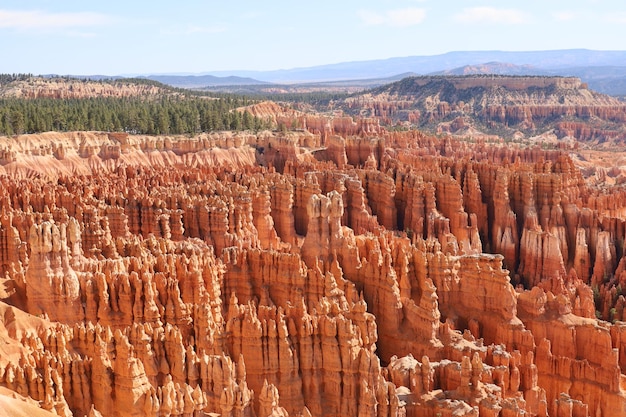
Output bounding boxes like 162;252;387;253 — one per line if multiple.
0;79;167;99
0;129;626;417
340;76;626;143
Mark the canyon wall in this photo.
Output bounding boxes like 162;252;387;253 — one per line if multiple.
341;76;626;142
389;75;584;91
0;130;626;416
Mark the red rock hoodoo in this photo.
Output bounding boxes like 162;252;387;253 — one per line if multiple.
0;128;625;417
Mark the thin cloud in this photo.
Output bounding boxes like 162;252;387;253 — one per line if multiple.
454;7;529;24
0;9;114;31
241;11;263;20
161;24;227;36
358;7;426;27
65;31;98;39
186;25;227;34
605;12;626;23
553;11;577;21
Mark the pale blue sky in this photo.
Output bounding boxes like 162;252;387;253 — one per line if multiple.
1;0;624;75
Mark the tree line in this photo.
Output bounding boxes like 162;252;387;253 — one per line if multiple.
0;96;272;136
0;73;34;85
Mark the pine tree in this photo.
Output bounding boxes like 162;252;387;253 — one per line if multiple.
242;110;254;131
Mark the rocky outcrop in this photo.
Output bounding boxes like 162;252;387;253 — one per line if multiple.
1;130;626;417
25;219;83;323
1;78;166;99
340;75;626;142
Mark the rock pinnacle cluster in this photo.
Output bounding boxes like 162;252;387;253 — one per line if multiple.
0;126;624;417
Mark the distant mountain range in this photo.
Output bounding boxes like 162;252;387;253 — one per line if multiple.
201;49;626;82
430;61;626;95
111;49;626;95
143;74;268;88
431;62;544;76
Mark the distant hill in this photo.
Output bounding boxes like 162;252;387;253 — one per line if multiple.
430;62;547;76
191;52;626;96
0;76;173;99
336;75;626;142
204;49;626;84
39;49;626;96
585;77;626;96
428;63;626;96
145;74;268;88
544;66;626;95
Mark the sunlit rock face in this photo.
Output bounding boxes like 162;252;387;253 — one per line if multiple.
337;75;626;143
0;129;625;417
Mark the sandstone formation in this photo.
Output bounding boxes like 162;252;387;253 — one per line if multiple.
237;101;384;140
340;75;626;142
1;127;626;417
0;78;166;99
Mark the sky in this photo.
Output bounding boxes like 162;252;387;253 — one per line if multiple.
1;0;625;75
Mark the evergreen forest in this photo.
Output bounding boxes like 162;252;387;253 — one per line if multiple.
0;75;271;136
